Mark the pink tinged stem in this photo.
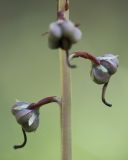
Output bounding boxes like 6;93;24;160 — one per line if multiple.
29;96;61;110
57;0;69;19
57;11;65;20
74;51;100;65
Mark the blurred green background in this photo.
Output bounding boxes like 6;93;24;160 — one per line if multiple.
0;0;128;159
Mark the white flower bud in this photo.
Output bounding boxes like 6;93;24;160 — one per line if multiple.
91;64;110;84
12;101;39;132
97;54;119;75
48;22;62;49
61;20;82;43
60;20;74;36
70;27;82;43
49;22;62;38
91;54;119;84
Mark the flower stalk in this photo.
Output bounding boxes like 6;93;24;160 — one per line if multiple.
58;0;72;160
29;96;61;110
69;51;100;67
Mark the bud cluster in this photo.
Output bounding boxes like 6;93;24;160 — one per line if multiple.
48;19;82;50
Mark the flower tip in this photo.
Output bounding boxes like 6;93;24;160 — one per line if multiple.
115;55;119;58
16;99;20;103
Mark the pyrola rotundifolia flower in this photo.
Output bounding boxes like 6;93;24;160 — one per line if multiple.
48;11;82;68
12;96;61;149
91;53;119;84
12;101;39;132
69;52;119;107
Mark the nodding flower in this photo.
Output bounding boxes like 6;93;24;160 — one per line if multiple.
91;54;119;84
12;96;61;149
69;51;119;107
48;11;82;68
12;101;40;133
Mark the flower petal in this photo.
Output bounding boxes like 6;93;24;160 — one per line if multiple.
97;65;108;73
13;102;30;110
28;113;37;126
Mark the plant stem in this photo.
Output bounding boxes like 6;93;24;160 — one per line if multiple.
58;0;72;160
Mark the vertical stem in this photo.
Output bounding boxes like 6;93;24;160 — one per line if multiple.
58;1;72;160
